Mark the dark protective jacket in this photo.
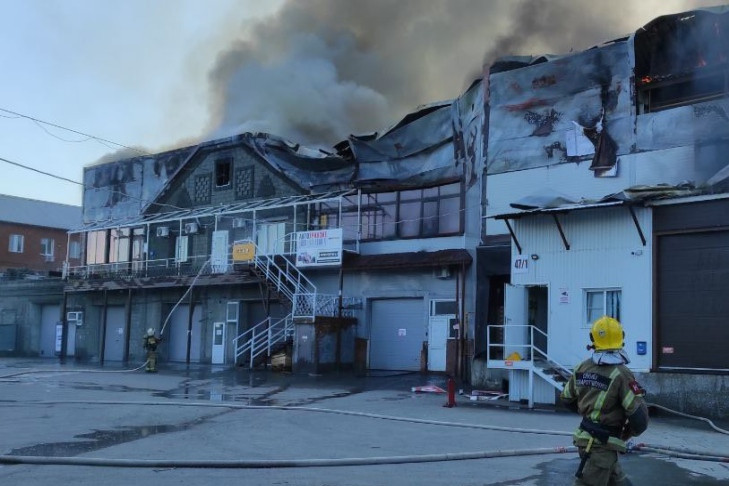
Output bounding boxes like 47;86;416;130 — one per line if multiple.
560;358;648;452
143;335;160;352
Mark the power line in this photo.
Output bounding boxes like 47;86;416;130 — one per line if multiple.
0;156;83;186
0;107;148;155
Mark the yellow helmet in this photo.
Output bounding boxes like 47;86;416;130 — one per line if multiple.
589;316;624;351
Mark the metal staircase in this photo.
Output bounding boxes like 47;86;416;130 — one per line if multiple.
486;324;572;408
233;314;294;368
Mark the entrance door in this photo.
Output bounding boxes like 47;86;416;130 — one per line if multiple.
427;316;449;372
39;305;59;358
504;284;528;360
104;306;126;361
529;286;549;358
212;322;226;364
66;322;76;357
168;304;203;363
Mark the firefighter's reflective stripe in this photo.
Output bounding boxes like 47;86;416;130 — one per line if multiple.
622;388;637;410
588;368;620;423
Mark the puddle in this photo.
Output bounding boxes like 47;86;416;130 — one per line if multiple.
8;410;231;457
491;455;728;486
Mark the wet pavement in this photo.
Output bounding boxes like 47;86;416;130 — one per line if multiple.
1;358;728;485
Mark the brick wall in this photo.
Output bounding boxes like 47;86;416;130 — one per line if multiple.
0;222;82;273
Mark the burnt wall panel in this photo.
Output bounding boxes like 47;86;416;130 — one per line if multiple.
654;199;729;232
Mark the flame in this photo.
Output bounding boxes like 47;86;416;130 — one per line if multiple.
696;56;707;68
641;75;653;84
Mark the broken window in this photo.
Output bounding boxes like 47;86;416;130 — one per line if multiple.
215;158;232;187
635;11;729;113
314;181;463;241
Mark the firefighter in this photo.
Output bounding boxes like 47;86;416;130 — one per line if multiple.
560;316;649;485
143;327;162;373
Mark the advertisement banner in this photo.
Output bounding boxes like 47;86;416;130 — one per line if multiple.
296;228;343;267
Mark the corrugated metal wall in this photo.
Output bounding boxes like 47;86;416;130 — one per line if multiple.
510;206;652;370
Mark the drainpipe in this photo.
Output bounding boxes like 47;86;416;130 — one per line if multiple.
59;291;68;364
123;288;132;363
99;289;108;366
455;267;461;379
460;262;467;382
186;289;194;365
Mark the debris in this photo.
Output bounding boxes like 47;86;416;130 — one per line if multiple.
411;385;446;393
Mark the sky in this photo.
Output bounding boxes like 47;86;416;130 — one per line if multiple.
0;0;721;207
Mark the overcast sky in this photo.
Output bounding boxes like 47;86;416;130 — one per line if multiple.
0;0;720;207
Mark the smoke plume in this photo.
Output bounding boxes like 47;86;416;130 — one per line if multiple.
205;0;718;147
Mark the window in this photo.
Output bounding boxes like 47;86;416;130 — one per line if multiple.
585;289;621;329
315;181;463;241
8;234;23;253
69;241;82;259
215;158;232;187
108;228;130;263
86;230;108;264
40;238;54;261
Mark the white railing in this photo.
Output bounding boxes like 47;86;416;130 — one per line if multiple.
486;324;572;385
247;241;317;321
233;314;294;367
65;255;213;279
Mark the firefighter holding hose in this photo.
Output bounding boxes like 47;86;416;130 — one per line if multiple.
560;316;649;485
143;327;162;373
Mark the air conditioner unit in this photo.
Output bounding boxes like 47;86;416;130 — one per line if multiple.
232;217;246;228
435;266;452;280
67;311;83;325
184;222;199;234
156;226;169;237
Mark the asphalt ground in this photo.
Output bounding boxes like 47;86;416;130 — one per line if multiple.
1;358;728;486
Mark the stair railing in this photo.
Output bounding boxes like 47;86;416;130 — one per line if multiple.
233;314;294;367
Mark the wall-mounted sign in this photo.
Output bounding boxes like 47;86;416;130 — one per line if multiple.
296;228;343;267
512;254;529;274
559;288;569;304
398;328;407;337
232;241;256;262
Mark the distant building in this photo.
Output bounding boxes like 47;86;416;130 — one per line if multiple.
0;194;82;277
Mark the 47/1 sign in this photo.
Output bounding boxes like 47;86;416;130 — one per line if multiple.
512;254;529;274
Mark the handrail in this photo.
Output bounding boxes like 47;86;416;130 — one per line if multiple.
486;324;572;380
233;314;294;367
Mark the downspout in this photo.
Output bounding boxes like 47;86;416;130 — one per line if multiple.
59;291;68;364
186;289;194;365
123;288;132;363
460;262;467;382
99;289;108;365
455;266;461;378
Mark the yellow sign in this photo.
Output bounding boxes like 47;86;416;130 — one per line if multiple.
232;242;255;262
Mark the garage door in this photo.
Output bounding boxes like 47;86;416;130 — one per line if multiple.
370;298;424;371
657;231;729;369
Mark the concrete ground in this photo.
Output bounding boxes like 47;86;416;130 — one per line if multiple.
1;358;728;486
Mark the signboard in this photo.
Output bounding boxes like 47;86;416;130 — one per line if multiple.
232;241;256;262
512;254;529;274
559;288;569;304
295;228;343;267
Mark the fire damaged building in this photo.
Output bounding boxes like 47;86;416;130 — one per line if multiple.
476;5;729;417
60;82;483;375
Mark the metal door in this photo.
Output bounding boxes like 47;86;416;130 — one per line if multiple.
212;322;226;364
370;298;424;371
504;284;528;360
211;230;229;273
427;315;449;371
168;304;203;363
66;322;76;357
104;306;126;361
39;305;59;358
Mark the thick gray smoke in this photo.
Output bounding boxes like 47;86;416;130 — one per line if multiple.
206;0;718;147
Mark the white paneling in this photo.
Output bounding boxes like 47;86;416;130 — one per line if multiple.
509;206;652;371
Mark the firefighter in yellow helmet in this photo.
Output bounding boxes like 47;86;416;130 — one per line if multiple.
143;327;162;373
560;316;649;485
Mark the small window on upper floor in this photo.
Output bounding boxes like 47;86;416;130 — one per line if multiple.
215;158;232;188
69;241;82;259
40;238;55;261
8;234;23;253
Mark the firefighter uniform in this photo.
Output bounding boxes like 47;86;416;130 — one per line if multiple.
143;328;161;372
560;316;649;486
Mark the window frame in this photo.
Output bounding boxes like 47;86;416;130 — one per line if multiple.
214;158;233;188
584;288;622;329
40;237;55;261
8;234;24;253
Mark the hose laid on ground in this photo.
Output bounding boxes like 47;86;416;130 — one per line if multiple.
2;398;728;468
0;446;577;468
647;402;729;435
0;361;149;379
